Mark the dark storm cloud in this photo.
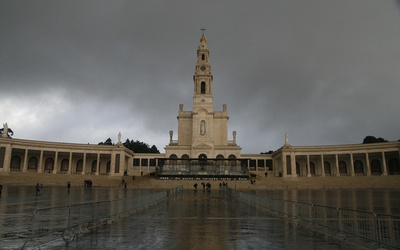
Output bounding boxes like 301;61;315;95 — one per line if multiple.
1;0;399;153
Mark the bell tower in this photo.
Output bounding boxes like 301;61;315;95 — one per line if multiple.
193;30;214;113
165;30;241;161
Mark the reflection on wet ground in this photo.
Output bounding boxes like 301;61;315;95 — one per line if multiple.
1;186;398;249
0;185;153;248
249;189;400;215
49;190;346;249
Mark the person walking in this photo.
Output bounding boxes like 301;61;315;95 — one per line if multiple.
35;183;40;196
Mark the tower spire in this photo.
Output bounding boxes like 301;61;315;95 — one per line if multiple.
193;32;213;113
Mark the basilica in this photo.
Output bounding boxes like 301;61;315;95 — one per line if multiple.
1;34;399;179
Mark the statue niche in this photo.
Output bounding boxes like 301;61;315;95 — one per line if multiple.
200;120;206;135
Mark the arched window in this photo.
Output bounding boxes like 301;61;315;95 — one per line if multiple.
76;159;83;173
169;154;178;165
45;158;54;171
199;154;207;160
310;161;316;176
339;161;347;175
199;154;207;170
324;161;331;176
371;159;382;175
201;81;206;94
10;156;21;171
61;159;69;172
106;161;111;174
201;54;205;60
354;160;364;175
28;157;38;171
91;160;97;173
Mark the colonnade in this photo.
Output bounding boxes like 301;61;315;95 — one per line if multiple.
1;138;399;178
0;138;133;176
274;144;400;177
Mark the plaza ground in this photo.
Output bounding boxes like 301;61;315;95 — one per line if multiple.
1;172;399;190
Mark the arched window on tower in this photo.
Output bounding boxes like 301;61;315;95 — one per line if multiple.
201;81;206;94
202;54;205;60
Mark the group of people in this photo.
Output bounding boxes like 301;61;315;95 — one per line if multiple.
194;182;212;191
194;181;231;191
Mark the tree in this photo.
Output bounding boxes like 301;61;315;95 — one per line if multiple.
260;150;274;154
98;138;113;145
98;137;160;153
362;136;388;144
123;139;160;153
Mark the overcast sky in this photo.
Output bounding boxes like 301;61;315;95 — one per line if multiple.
1;0;399;154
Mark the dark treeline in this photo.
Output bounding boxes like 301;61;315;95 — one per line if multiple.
98;138;160;153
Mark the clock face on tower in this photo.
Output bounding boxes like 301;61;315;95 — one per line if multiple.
200;65;206;71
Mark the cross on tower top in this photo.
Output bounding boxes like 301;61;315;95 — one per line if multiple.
201;28;206;35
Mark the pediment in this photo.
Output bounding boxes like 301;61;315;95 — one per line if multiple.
193;143;212;149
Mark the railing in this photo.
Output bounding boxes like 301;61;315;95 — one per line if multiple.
23;186;184;249
225;188;400;250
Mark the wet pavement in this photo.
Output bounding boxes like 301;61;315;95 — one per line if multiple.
248;189;400;215
1;186;399;249
51;189;345;249
0;185;153;249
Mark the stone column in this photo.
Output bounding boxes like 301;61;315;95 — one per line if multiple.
96;153;100;175
350;153;355;176
321;155;325;177
335;154;339;177
67;152;72;175
255;159;258;172
306;155;311;177
128;156;133;176
282;153;287;177
23;149;29;172
82;153;87;175
291;153;296;177
366;153;371;176
2;144;11;172
38;151;44;174
53;152;58;174
120;152;125;176
110;152;116;176
382;152;388;176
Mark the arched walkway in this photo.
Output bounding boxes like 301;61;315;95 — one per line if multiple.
370;159;382;175
61;159;69;173
339;161;347;176
91;160;97;174
388;158;400;175
310;162;316;176
45;158;54;172
76;159;83;173
28;157;38;172
324;161;331;176
354;160;364;175
10;155;21;171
